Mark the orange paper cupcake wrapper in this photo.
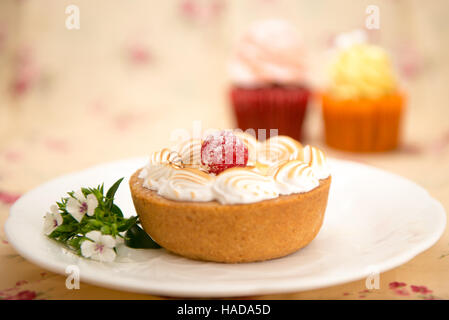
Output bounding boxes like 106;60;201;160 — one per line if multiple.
321;92;405;152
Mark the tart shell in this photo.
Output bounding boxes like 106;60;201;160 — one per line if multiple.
129;169;331;263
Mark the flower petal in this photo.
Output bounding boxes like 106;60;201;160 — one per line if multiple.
80;240;95;258
86;194;98;216
85;230;102;242
66;198;84;222
43;212;56;235
115;236;124;245
54;212;63;226
65;198;79;213
100;235;116;248
50;204;59;214
92;248;116;262
77;189;88;201
73;190;85;201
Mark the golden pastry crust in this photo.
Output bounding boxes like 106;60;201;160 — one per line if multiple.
129;169;331;263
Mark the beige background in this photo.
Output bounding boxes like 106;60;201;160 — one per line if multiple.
0;0;448;299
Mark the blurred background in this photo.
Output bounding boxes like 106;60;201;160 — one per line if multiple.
1;0;448;179
0;0;448;299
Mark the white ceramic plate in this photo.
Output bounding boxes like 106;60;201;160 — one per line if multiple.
5;157;446;297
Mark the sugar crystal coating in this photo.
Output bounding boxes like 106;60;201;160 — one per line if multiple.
201;131;249;175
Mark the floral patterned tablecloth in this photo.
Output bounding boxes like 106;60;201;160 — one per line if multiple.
1;0;448;299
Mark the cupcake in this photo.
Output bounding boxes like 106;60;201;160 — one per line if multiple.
321;42;405;152
130;131;331;263
229;19;311;141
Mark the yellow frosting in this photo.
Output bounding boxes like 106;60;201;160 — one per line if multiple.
330;44;397;100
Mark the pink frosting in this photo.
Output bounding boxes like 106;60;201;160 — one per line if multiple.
229;19;307;87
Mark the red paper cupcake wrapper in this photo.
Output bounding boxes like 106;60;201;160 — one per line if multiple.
230;86;310;141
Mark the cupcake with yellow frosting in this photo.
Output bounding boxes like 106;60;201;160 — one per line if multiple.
321;43;405;152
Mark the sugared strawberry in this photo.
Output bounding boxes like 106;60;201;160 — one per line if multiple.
201;131;249;175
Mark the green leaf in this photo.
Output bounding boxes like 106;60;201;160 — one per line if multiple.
86;219;103;228
90;188;104;203
106;177;124;200
94;207;104;219
101;225;111;234
125;224;161;249
79;220;101;234
117;216;138;232
111;204;124;217
81;187;91;196
54;224;79;233
68;236;86;250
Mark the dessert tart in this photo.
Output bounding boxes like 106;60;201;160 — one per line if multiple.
129;131;331;263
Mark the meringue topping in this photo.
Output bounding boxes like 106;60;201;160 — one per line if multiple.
159;168;215;202
258;136;303;166
174;139;202;168
213;168;278;205
139;148;182;190
139;135;330;204
268;160;319;195
149;148;182;167
302;145;330;180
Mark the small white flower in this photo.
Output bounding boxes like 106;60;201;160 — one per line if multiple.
43;204;63;235
81;231;117;262
66;190;98;222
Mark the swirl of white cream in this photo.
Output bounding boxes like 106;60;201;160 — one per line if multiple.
258;135;303;166
229;19;307;87
174;138;203;168
158;168;215;202
149;148;182;166
302;145;330;180
268;160;319;195
213;168;278;205
139;148;182;190
233;131;260;166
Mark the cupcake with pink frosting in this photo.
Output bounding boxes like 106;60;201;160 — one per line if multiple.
228;19;311;141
